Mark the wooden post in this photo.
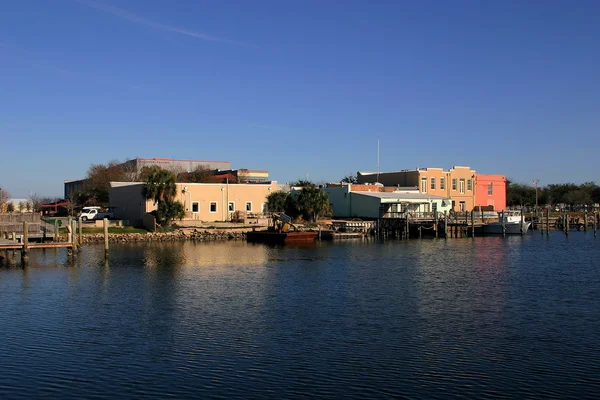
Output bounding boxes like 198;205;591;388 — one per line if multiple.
78;217;83;251
501;211;506;236
22;221;29;262
434;211;438;239
471;210;475;237
594;212;597;237
444;211;448;239
54;219;58;241
565;214;569;236
546;210;550;235
405;214;410;240
67;216;72;244
103;218;109;257
520;208;524;235
419;225;422;239
71;220;78;250
584;209;588;232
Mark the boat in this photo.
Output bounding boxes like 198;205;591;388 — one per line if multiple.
483;210;531;234
245;213;318;244
246;230;318;244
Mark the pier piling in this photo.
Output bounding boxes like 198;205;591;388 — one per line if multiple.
103;218;109;257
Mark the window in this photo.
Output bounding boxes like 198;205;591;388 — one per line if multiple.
209;202;217;213
228;202;235;212
246;202;252;212
431;177;436;190
262;203;268;213
440;177;445;190
488;183;493;195
459;201;466;211
421;177;427;193
467;179;472;191
459;178;465;194
192;202;199;213
452;178;457;191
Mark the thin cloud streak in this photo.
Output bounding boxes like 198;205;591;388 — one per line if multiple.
76;0;254;47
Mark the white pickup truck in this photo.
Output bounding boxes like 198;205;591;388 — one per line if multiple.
77;206;115;221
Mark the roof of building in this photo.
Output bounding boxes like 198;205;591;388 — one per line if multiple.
352;191;450;201
136;157;230;163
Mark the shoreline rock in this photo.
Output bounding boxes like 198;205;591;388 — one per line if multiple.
78;229;247;244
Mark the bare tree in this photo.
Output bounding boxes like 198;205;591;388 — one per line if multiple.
0;186;10;212
236;169;250;183
28;193;44;213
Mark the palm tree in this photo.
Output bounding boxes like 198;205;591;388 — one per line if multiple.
144;169;183;226
144;169;177;204
296;187;331;222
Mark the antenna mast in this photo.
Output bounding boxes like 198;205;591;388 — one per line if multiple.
377;139;380;183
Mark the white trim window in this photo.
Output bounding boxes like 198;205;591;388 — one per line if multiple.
421;177;428;193
440;177;445;190
488;183;493;195
459;201;466;211
209;202;217;213
459;179;465;194
192;202;199;213
430;177;436;191
228;202;235;212
262;203;268;213
467;179;472;191
452;178;457;191
245;202;252;212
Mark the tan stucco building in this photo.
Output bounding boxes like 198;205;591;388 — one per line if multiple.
109;181;277;226
358;166;477;211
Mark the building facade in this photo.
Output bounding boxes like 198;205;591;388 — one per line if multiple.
109;181;277;226
475;174;506;211
358;166;477;211
323;183;452;219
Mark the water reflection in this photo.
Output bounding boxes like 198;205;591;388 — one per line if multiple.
0;235;599;399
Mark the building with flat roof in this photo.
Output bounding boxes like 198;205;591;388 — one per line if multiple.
358;166;478;211
109;180;277;226
323;183;452;219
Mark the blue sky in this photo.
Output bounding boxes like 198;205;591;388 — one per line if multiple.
1;0;599;197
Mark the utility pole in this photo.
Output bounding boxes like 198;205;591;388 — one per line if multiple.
533;179;539;213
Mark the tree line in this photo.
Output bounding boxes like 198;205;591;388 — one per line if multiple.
507;181;600;209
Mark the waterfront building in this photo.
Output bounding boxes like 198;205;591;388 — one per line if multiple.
109;181;277;226
357;166;495;211
323;183;452;219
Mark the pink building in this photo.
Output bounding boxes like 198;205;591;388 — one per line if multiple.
475;174;506;211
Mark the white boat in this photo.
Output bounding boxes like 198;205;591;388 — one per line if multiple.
483;210;531;234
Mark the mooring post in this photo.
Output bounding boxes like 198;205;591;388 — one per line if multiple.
520;207;524;235
22;221;29;262
405;214;410;240
419;225;422;239
103;218;109;257
501;211;506;236
72;219;78;250
67;217;72;244
565;214;569;236
594;212;597;237
54;219;58;241
584;209;588;232
78;217;83;251
444;211;448;239
471;210;475;237
434;211;438;239
546;210;550;235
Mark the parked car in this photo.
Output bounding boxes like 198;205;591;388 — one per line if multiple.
77;206;115;221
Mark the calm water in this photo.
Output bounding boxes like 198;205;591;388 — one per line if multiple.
1;233;599;399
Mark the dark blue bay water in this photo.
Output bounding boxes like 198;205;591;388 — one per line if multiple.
1;232;599;399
